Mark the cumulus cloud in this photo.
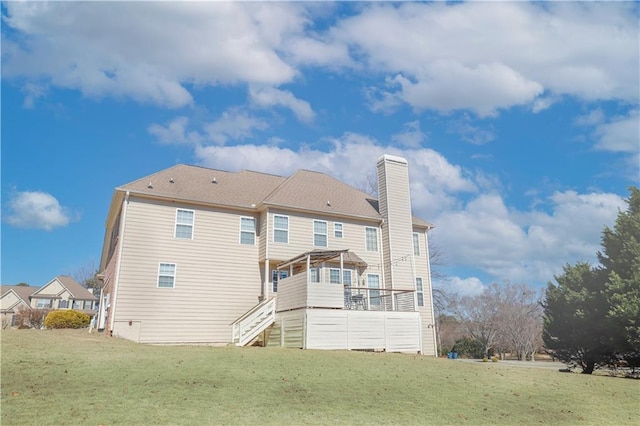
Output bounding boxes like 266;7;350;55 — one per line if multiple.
2;2;305;108
5;191;74;231
593;109;639;154
332;2;638;115
444;276;486;297
3;2;636;115
391;120;426;148
204;108;269;145
249;86;315;123
148;117;203;145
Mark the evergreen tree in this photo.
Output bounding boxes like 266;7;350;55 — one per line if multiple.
543;187;640;374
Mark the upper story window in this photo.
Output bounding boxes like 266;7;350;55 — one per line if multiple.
416;277;424;307
314;220;328;247
309;268;320;283
365;227;378;252
413;232;420;256
240;217;256;245
329;268;341;284
334;222;343;238
175;209;194;239
274;215;289;243
158;263;176;288
330;268;353;285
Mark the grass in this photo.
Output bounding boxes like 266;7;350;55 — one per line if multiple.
2;329;638;425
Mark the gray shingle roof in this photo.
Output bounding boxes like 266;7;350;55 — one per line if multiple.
32;276;98;301
1;285;36;306
117;164;432;226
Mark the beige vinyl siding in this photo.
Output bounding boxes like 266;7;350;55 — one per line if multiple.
1;292;21;311
413;228;438;356
377;158;415;292
112;196;262;344
276;274;344;311
267;209;384;284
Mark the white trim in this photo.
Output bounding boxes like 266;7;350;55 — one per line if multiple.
424;230;438;357
273;214;289;244
313;219;328;247
109;191;129;332
157;262;177;288
239;216;256;245
334;222;343;238
174;208;195;239
365;226;378;252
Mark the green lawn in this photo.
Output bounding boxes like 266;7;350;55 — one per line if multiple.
1;329;638;425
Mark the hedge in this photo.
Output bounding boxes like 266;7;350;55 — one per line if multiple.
44;310;90;329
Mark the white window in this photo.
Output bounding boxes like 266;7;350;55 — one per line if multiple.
240;217;256;245
84;300;93;309
416;277;424;307
365;227;378;252
158;263;176;288
73;300;83;309
334;222;343;238
343;269;353;286
329;268;341;284
175;209;194;239
274;215;289;243
314;220;328;247
413;232;420;256
309;268;320;283
367;274;381;306
272;270;288;293
36;299;51;308
59;300;68;309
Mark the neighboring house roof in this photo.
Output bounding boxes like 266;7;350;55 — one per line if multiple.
115;164;433;226
31;276;98;301
1;285;35;311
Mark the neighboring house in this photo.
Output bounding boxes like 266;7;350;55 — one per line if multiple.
97;155;438;355
30;276;98;316
1;285;34;327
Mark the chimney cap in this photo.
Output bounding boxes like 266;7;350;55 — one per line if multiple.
377;154;408;165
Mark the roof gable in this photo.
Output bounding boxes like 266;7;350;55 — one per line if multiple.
32;276;97;301
263;170;381;220
1;285;35;308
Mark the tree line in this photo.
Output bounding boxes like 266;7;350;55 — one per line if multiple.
433;186;639;375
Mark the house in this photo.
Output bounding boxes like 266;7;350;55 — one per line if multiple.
1;276;97;327
29;276;98;316
96;154;438;355
1;285;34;327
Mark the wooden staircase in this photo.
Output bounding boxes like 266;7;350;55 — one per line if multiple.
231;297;276;346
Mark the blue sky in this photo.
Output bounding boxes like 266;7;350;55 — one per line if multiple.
2;1;638;295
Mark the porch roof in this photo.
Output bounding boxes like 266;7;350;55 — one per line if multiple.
276;249;368;270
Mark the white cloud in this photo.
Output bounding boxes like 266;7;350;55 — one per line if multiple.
204;109;269;145
391;120;426;148
249;86;315;123
148;117;203;145
4;2;636;115
2;2;306;108
593;109;640;154
330;2;638;115
433;189;626;284
447;115;495;145
6;191;74;231
445;276;486;297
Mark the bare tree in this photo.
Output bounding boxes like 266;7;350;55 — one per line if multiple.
72;260;101;292
498;282;543;360
455;283;502;358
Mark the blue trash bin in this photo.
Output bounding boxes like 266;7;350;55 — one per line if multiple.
452;352;458;359
447;352;453;359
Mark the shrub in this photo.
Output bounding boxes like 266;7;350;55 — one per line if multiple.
15;307;49;329
452;337;484;359
491;356;499;362
44;310;90;329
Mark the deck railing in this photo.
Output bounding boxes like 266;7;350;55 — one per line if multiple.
231;297;276;346
343;287;416;312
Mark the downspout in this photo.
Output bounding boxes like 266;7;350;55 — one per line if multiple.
378;219;388;310
109;191;129;334
424;229;438;357
264;208;270;300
